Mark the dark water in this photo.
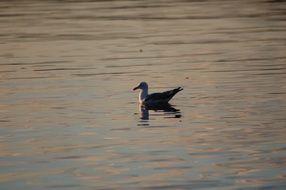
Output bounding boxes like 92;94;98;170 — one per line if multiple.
1;0;286;189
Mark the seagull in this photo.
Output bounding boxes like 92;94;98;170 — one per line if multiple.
133;81;183;105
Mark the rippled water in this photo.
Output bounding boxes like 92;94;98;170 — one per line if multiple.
1;0;286;189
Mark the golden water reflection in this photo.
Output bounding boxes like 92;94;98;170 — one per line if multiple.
1;0;286;189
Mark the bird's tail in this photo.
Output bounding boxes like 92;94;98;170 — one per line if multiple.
176;87;183;92
169;87;183;98
172;87;183;94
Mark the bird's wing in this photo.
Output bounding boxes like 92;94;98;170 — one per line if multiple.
144;87;183;102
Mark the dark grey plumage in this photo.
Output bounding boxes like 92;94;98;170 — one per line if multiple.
144;87;183;104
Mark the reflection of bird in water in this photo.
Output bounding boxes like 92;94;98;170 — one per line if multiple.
139;103;181;121
133;82;183;105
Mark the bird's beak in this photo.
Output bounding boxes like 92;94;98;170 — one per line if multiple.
133;85;139;91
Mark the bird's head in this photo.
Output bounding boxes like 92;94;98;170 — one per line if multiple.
133;81;148;91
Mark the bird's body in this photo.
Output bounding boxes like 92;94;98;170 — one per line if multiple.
133;82;183;105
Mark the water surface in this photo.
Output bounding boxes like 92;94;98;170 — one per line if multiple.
1;0;286;189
